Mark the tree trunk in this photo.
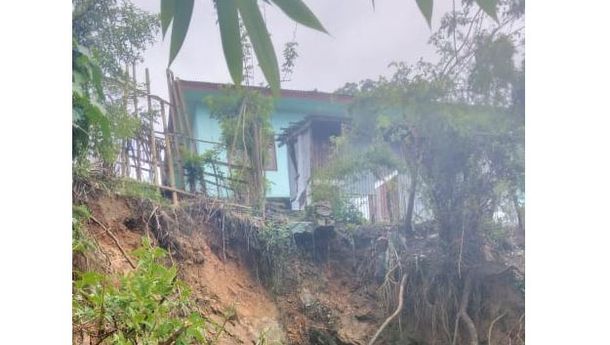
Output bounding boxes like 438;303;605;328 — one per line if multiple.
251;121;265;214
404;162;420;236
513;195;524;234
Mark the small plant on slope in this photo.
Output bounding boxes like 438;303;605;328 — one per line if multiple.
73;238;220;344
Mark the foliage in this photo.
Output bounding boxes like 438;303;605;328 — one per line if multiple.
163;0;325;94
327;0;524;259
73;0;157;171
205;87;275;209
73;204;94;253
72;41;142;167
427;0;525;106
73;0;160;77
409;0;503;24
309;181;366;226
73;238;220;345
179;148;225;194
281;41;299;82
115;178;166;204
320;199;365;227
254;329;271;345
181;149;206;193
335;77;523;254
259;221;293;254
309;137;401;226
73;42;114;163
257;220;295;293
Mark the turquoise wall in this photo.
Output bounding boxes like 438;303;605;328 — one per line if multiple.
192;104;306;198
184;89;348;199
265;110;306;197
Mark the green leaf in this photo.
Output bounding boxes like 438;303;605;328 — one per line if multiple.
217;0;243;85
77;272;104;288
169;0;194;66
475;0;498;22
415;0;433;28
237;0;281;95
161;0;176;38
270;0;327;33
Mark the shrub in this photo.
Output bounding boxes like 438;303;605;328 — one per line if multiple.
73;238;220;344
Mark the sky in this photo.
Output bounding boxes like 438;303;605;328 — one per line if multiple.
133;0;455;98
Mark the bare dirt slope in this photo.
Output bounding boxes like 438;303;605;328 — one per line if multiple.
77;192;524;345
81;194;381;345
83;194;285;344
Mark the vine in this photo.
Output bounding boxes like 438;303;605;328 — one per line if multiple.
204;87;275;211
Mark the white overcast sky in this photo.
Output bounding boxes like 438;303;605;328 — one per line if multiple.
133;0;455;98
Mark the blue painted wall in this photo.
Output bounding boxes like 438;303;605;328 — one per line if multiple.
183;88;348;199
263;110;306;197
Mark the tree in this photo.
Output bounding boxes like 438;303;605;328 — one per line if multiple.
328;0;524;246
428;0;524;106
73;0;160;78
72;42;113;164
72;0;160;169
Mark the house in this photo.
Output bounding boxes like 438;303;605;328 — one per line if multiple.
168;78;352;204
167;77;425;223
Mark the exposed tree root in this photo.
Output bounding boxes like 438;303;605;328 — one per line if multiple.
488;312;506;345
452;272;478;345
368;273;408;345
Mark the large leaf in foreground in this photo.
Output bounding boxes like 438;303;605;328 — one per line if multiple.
217;0;243;85
474;0;498;22
271;0;327;33
237;0;281;95
161;0;175;38
169;0;194;66
416;0;433;28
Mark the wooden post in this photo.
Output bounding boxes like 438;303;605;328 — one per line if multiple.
173;76;196;152
165;69;185;189
132;63;142;181
145;68;160;186
160;102;179;206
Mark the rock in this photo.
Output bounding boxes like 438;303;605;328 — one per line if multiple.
193;249;205;264
336;315;371;345
309;328;338;345
300;288;316;308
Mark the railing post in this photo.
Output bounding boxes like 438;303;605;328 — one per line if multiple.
121;63;130;177
132;63;142;181
145;68;160;187
160;102;179;206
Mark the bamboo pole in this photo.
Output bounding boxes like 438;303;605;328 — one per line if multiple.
145;68;160;186
173;76;196;152
160;102;179;206
165;69;185;189
132;63;142;181
121;63;130;177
